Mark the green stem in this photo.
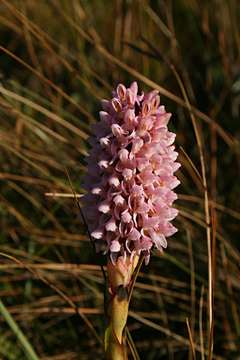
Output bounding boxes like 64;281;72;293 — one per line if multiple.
104;255;139;359
105;289;129;359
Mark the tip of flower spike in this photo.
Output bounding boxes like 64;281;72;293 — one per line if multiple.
83;81;180;265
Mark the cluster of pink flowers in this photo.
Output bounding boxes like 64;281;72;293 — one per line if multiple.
82;82;180;264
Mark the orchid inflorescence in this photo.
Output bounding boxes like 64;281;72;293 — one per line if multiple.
83;82;180;265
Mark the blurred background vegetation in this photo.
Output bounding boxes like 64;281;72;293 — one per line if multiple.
0;0;240;359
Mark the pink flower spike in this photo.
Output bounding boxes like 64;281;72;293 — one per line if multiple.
82;81;180;265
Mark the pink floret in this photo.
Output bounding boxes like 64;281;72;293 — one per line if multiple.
82;82;180;264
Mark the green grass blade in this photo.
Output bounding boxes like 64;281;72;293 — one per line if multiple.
0;299;40;360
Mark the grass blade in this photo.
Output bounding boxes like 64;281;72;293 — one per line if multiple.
0;299;40;360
